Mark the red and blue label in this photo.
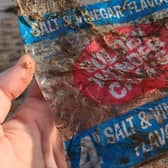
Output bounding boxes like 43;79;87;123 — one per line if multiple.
65;96;168;168
18;0;168;167
74;23;168;104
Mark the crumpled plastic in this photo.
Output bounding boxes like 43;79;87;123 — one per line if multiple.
17;0;168;167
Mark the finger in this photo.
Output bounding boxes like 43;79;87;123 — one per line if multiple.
43;127;68;168
0;90;11;123
0;55;35;100
15;73;68;167
0;55;35;123
53;129;68;168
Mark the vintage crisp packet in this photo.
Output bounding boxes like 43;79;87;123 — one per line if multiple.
17;0;168;167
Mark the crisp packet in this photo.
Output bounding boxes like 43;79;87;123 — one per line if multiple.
17;0;168;167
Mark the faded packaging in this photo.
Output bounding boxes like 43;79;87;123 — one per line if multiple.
17;0;168;167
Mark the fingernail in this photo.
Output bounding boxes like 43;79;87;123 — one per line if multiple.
22;61;33;69
17;54;36;73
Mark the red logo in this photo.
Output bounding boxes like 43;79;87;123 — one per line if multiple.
74;23;168;104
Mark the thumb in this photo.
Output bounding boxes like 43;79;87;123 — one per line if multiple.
0;55;35;123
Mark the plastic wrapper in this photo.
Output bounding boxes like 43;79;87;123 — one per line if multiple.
17;0;168;167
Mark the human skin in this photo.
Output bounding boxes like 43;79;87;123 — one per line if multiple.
0;55;67;168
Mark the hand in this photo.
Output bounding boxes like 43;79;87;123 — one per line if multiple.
0;55;67;168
